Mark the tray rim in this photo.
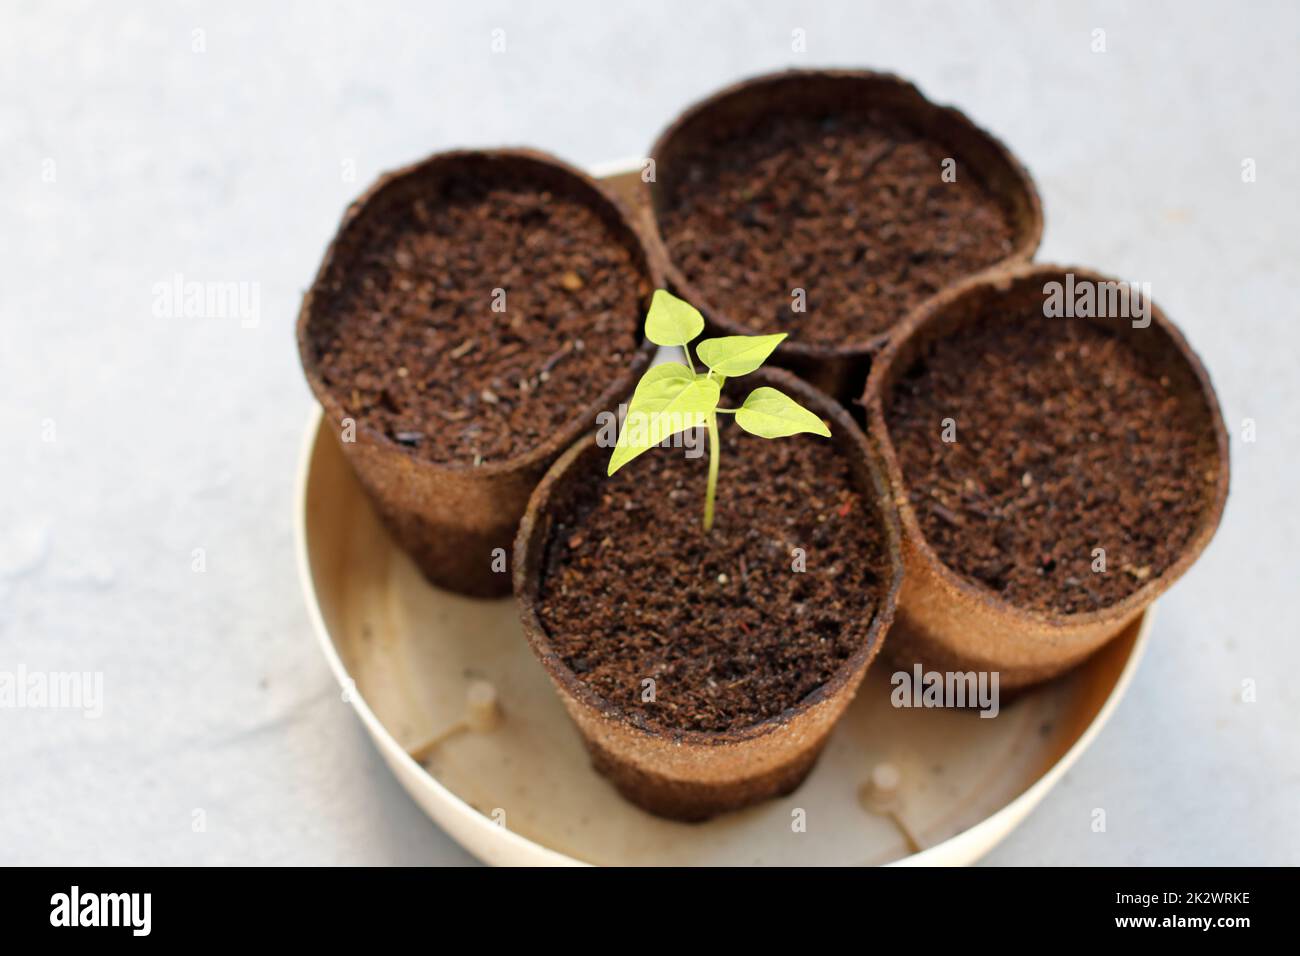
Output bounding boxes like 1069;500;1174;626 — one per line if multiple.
294;405;1152;866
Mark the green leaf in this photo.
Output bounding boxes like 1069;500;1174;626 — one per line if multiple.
608;363;720;475
644;289;704;347
696;333;787;377
735;387;831;439
629;360;695;401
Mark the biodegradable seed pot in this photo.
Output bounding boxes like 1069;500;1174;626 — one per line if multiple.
515;332;903;820
297;149;660;597
644;69;1043;403
865;264;1230;690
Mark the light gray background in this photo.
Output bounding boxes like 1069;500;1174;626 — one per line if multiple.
2;0;1295;865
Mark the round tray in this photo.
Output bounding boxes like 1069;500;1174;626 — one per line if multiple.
294;404;1150;866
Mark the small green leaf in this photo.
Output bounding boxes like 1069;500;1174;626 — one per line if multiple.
696;333;787;377
735;386;831;439
608;364;720;475
629;361;695;401
644;289;704;347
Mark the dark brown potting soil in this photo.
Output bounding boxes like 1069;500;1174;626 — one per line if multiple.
309;172;647;465
886;314;1211;614
537;423;888;734
658;112;1016;348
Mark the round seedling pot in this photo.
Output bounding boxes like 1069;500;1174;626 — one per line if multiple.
514;368;903;821
298;149;660;598
644;69;1043;404
864;264;1230;690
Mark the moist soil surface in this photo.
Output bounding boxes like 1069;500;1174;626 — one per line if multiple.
886;314;1211;615
308;170;647;465
658;111;1017;348
537;420;888;735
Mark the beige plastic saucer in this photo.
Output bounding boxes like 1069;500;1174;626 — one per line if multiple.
295;407;1150;867
293;159;1150;866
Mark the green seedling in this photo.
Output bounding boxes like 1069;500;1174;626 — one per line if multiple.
607;290;830;531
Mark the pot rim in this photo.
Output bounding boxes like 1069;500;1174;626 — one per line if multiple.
863;261;1231;630
643;67;1045;359
513;366;905;748
296;146;662;477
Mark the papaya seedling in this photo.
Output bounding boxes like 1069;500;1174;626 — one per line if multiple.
607;289;830;531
